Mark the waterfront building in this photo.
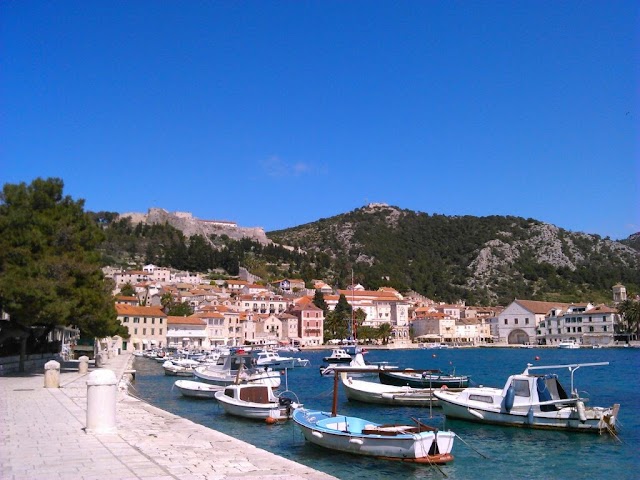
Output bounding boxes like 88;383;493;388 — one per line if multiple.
115;304;167;352
288;302;324;346
166;315;207;350
537;304;618;347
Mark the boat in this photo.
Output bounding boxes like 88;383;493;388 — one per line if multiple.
378;368;471;389
322;348;352;363
340;373;460;407
193;353;281;388
320;352;396;377
558;340;580;349
253;350;309;369
291;367;455;464
433;362;620;434
173;379;224;399
254;351;297;369
215;383;301;421
162;358;199;376
420;343;450;349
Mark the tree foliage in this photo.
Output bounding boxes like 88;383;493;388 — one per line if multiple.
0;178;127;340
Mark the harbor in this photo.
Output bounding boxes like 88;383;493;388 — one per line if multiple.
0;353;335;480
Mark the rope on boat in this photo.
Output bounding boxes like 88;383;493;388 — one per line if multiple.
453;433;490;459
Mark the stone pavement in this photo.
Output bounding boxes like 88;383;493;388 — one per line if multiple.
0;353;337;480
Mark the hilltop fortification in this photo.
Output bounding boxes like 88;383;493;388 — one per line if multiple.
119;208;271;244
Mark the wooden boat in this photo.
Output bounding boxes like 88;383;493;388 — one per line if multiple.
292;367;455;464
215;384;301;421
340;373;461;407
434;362;619;434
379;369;471;388
193;353;281;388
174;379;224;399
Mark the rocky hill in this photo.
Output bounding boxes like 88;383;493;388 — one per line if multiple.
119;208;271;244
266;204;640;305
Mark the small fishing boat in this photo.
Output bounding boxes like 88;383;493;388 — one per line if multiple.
322;348;352;363
379;369;471;389
340;373;459;407
254;351;297;369
193;353;281;388
292;367;456;464
215;384;301;421
162;358;199;376
558;340;580;349
434;362;620;434
320;353;396;377
174;379;224;399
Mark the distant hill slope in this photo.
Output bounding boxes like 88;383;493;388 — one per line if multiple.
266;204;640;305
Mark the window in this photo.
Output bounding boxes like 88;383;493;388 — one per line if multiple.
143;328;146;335
515;319;519;325
152;318;155;324
123;317;129;323
603;326;608;332
133;317;140;323
134;328;138;334
504;319;508;325
469;394;494;404
159;328;162;335
159;319;163;324
151;328;154;335
525;318;529;325
144;318;147;324
512;379;530;397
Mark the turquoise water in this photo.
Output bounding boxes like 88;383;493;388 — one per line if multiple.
131;347;639;480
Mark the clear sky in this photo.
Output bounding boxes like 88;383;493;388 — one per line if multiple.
2;1;638;240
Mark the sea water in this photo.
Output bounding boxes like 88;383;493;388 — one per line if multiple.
130;347;640;480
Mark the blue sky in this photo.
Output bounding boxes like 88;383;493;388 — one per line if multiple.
2;1;638;240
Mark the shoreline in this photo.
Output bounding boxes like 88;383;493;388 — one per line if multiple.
0;353;336;480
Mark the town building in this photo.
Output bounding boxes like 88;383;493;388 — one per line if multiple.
115;304;167;352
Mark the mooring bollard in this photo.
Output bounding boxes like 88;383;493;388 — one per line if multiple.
44;360;60;388
94;352;104;368
78;355;89;374
86;369;117;434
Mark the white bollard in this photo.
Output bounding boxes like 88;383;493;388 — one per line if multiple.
78;355;89;374
107;349;113;359
44;360;60;388
94;352;104;368
86;369;117;434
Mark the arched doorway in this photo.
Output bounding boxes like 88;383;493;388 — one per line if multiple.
508;329;530;345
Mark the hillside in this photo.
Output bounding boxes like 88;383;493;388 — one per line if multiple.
93;204;640;306
266;204;640;305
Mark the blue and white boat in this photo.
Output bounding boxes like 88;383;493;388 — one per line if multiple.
434;362;619;434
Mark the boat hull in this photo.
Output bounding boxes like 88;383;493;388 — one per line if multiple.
342;376;444;407
174;380;223;399
292;409;454;463
434;390;619;433
379;370;470;388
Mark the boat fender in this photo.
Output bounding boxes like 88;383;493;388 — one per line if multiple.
312;431;323;439
349;438;364;445
527;407;534;425
381;393;395;400
468;408;484;419
503;385;515;413
265;417;277;425
576;400;587;423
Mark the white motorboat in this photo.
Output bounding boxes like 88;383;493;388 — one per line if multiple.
254;351;297;370
173;379;224;399
193;353;281;388
162;358;199;376
215;384;301;421
322;348;352;363
558;340;580;349
434;362;619;434
320;353;396;377
292;408;455;464
340;373;458;407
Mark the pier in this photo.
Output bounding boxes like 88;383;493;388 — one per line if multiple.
0;353;336;480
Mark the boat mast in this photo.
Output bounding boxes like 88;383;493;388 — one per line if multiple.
351;269;355;343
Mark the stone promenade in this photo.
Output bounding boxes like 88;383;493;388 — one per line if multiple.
0;353;337;480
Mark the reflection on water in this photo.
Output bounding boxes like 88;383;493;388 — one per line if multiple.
131;347;640;480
